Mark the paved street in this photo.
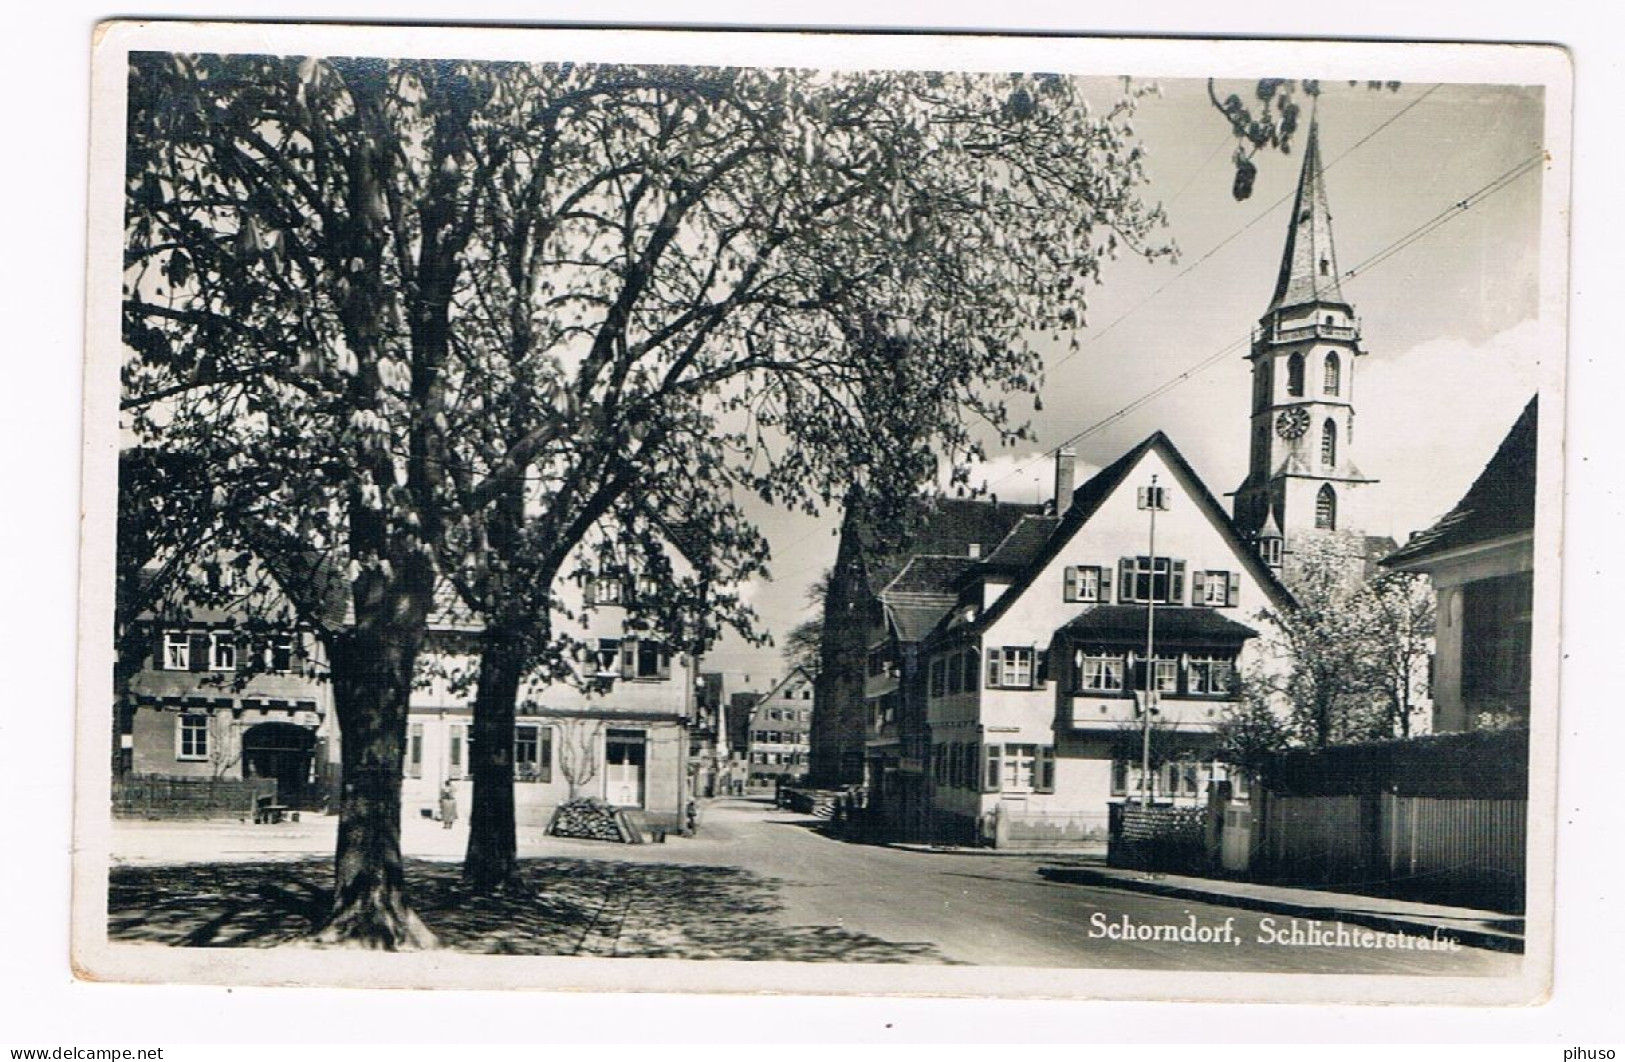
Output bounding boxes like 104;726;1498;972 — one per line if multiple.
109;798;1518;974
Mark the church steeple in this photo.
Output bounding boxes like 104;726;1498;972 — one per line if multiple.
1231;111;1376;565
1268;117;1347;315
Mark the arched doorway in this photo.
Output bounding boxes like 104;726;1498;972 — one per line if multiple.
241;722;317;808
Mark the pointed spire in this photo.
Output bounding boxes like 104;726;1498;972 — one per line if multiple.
1267;114;1346;314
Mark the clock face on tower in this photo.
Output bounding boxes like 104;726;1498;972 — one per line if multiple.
1275;406;1310;440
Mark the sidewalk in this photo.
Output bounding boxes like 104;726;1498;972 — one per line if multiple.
1039;863;1525;953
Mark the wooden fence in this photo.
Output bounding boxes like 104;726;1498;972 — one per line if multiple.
113;775;277;820
1255;792;1526;912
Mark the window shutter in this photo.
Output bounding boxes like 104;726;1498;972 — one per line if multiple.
188;631;210;672
1036;649;1049;684
1118;558;1132;600
1036;746;1056;793
658;650;672;680
983;745;1002;793
1171;560;1186;602
583;579;597;606
1063;566;1078;602
152;626;167;669
986;647;1002;688
1100;563;1113;603
620;639;636;679
1192;571;1207;605
1228;572;1242;607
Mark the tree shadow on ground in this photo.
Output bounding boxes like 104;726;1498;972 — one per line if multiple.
109;857;950;963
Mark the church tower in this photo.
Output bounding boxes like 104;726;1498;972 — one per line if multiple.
1232;116;1376;567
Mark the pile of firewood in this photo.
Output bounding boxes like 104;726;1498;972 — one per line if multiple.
546;797;644;843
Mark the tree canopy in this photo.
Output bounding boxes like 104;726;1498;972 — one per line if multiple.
121;55;1172;944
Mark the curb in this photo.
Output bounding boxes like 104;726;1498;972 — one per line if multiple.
1039;866;1525;955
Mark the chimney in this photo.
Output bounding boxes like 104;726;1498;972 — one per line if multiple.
1053;447;1077;516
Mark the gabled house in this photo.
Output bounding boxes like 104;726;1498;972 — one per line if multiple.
821;497;1043;836
918;432;1296;846
744;667;815;788
1382;397;1538;733
123;556;340;811
403;559;701;832
812;496;1043;790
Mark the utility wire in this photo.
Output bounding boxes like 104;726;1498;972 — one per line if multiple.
987;145;1545;491
1043;84;1444;378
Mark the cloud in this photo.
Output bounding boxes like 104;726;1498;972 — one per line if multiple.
936;450;1104;507
1356;316;1552;541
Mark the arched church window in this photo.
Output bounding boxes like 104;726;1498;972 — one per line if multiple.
1324;351;1341;396
1321;419;1337;468
1287;352;1305;397
1316;484;1337;530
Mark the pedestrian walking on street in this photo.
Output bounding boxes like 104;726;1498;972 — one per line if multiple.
439;781;458;829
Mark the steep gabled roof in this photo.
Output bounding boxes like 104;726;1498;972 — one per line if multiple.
754;665;815;713
884;554;979;596
925;432;1297;646
879;554;979;644
977;514;1062;573
1268;116;1350;316
1383;397;1537;569
866;497;1043;591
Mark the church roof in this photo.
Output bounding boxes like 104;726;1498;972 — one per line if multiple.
1268;117;1349;316
1382;397;1538;569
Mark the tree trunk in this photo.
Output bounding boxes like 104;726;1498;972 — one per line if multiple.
314;609;436;950
463;629;527;893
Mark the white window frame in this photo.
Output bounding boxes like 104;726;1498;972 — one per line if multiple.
209;631;237;671
1120;556;1186;605
177;713;209;761
1148;656;1179;694
1000;743;1038;791
1199;571;1235;607
1063;565;1103;603
162;631;191;671
1076;651;1126;693
1187;655;1237;696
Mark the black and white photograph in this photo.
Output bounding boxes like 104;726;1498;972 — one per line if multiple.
71;21;1569;1006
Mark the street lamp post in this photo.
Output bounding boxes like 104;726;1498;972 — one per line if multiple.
1137;474;1165;808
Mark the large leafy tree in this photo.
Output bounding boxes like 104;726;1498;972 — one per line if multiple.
1242;537;1434;749
121;56;1169;942
435;66;1175;886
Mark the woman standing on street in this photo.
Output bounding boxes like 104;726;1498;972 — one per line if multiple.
439;780;458;830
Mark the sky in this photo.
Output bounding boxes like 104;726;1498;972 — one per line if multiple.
705;76;1550;687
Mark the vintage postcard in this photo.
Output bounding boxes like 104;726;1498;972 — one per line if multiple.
76;21;1569;1005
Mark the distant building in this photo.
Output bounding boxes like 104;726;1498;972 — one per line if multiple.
1382;397;1537;732
744;668;815;787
